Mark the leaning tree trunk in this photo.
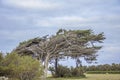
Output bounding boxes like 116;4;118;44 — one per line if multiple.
43;53;50;80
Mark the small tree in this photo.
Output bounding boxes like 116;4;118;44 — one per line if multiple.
0;53;43;80
0;52;4;76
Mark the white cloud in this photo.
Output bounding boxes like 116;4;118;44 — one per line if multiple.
35;15;120;27
2;0;60;10
103;46;120;53
100;42;120;54
4;15;27;22
35;16;95;27
0;30;30;40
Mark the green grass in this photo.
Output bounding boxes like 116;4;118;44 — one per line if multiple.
47;74;120;80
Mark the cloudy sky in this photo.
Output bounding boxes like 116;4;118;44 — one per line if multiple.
0;0;120;65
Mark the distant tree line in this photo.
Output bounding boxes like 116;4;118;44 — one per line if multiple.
84;63;120;71
49;63;120;77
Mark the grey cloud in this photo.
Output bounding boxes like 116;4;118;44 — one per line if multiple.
1;0;61;10
0;0;120;64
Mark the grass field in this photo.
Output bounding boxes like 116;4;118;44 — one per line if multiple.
47;74;120;80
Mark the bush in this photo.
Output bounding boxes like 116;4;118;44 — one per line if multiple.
49;65;71;77
71;67;84;77
49;65;85;78
0;53;43;80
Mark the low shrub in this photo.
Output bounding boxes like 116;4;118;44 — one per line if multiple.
49;65;85;78
49;65;71;77
71;67;84;77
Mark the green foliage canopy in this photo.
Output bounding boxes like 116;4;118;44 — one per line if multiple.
0;53;43;80
12;29;105;79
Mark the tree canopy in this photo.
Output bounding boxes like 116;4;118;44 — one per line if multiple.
13;29;105;79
